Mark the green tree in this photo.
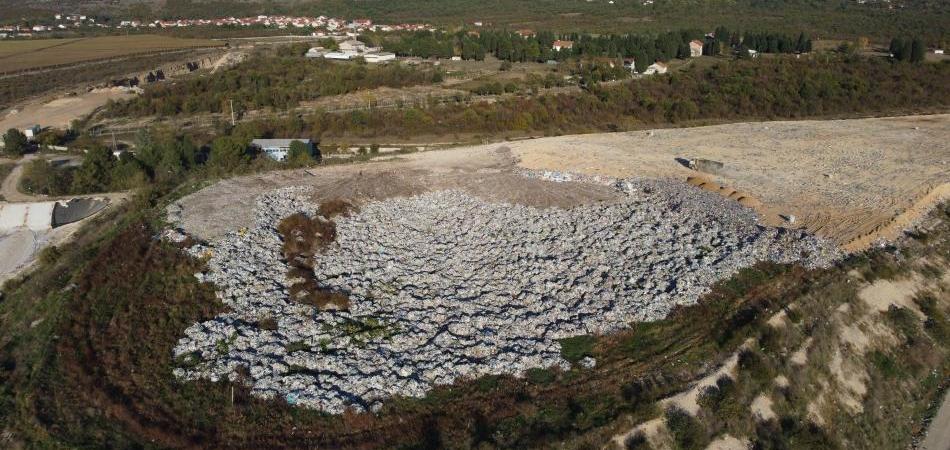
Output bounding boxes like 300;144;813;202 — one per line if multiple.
71;145;115;194
287;140;314;165
110;152;149;191
910;38;925;63
3;128;29;156
19;159;69;195
209;136;249;172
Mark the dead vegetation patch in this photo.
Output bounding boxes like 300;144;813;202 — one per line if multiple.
276;204;355;311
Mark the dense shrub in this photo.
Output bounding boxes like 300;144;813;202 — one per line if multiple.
106;56;443;117
208;57;950;141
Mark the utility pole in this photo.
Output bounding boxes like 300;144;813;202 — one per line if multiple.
230;99;236;126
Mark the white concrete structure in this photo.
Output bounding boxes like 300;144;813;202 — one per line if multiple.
0;202;55;231
643;62;668;75
363;52;396;63
323;51;353;60
251;139;314;161
23;125;41;141
305;47;328;58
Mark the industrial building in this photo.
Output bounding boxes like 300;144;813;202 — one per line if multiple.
250;139;315;161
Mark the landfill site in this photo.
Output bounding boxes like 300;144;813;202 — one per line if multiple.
163;115;949;414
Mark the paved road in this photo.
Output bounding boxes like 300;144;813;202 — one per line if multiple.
922;390;950;450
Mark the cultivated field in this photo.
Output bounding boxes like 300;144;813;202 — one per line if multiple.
0;35;222;73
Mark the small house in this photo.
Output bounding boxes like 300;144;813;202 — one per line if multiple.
251;139;314;161
689;40;704;57
338;39;367;53
643;61;667;75
23;125;41;141
552;40;574;51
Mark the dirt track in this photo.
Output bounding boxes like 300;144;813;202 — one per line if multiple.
0;88;134;131
172;115;950;250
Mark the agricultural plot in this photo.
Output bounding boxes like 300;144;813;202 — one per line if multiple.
0;35;222;73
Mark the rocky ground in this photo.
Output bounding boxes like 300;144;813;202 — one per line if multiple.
172;176;839;414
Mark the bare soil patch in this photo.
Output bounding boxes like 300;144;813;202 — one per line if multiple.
172;115;949;252
511;115;950;249
0;87;134;131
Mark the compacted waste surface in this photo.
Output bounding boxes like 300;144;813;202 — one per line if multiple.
173;177;838;413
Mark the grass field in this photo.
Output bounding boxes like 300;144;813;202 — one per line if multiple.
0;35;222;73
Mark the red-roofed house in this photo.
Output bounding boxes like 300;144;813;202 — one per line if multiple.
552;40;573;51
689;40;704;57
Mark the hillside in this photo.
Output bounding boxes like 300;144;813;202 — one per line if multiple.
1;0;948;40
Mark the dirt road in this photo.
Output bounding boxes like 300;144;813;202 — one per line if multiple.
0;154;83;202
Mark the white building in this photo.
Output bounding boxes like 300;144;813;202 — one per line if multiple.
306;47;328;58
23;125;41;141
552;40;573;51
324;51;354;60
363;52;396;63
643;62;668;75
338;39;366;52
689;40;704;57
251;139;314;161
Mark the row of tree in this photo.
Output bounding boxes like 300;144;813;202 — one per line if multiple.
703;26;812;56
889;37;927;63
377;29;705;72
377;26;815;71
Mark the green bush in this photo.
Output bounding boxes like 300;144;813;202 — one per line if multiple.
559;335;596;363
665;406;708;450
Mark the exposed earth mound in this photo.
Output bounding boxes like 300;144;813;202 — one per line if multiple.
173;176;838;414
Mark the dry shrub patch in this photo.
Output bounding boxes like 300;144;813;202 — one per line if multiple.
277;209;349;311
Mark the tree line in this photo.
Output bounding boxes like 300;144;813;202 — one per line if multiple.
703;25;812;56
374;26;815;71
18;127;320;197
227;56;949;140
889;37;927;63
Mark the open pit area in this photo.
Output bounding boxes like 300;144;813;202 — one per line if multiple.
165;115;948;414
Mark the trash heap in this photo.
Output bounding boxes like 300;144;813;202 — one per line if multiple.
173;179;838;413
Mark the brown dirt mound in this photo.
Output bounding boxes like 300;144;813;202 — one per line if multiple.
277;209;349;311
685;176;761;209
